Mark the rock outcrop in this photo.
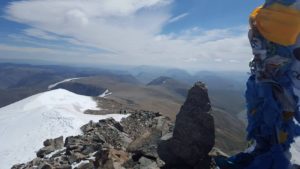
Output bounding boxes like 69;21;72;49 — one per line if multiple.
158;82;215;169
12;111;174;169
36;136;64;158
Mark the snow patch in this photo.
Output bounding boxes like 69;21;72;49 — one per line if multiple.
72;160;90;169
48;77;80;89
99;89;112;97
0;89;128;169
44;148;65;159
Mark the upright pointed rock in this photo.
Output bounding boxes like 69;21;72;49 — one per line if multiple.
158;82;215;169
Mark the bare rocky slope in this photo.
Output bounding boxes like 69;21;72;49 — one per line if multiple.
11;82;217;169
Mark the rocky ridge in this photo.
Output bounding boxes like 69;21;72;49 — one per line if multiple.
11;82;215;169
12;111;172;169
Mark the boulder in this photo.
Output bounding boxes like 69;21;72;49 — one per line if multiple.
139;157;159;169
37;136;64;158
95;148;129;169
11;164;25;169
125;112;174;161
38;163;53;169
121;111;162;139
36;146;56;158
68;152;87;164
158;82;215;169
127;129;161;158
94;118;132;150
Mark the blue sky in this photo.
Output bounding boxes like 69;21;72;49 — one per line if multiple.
165;0;263;31
0;0;264;71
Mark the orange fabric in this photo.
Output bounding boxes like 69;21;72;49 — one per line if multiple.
251;3;300;46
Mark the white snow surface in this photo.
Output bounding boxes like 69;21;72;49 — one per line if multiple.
0;89;128;169
48;77;80;89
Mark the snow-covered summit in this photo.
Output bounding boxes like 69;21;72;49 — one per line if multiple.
0;89;128;169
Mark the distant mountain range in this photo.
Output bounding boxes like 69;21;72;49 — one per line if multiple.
0;63;133;107
0;63;247;115
0;62;249;155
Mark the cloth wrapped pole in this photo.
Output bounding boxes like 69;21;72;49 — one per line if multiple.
217;0;300;169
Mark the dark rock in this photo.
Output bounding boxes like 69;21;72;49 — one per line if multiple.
139;157;159;169
54;164;72;169
37;136;64;158
95;148;130;169
80;121;96;133
65;136;83;153
42;136;63;147
158;82;215;169
11;164;25;169
154;116;174;136
37;146;56;158
123;159;139;169
38;163;52;169
124;112;173;160
124;156;159;169
54;137;64;147
102;118;125;132
81;144;100;155
44;139;52;147
68;152;87;164
127;129;161;158
95;118;132;149
52;156;71;169
64;134;102;156
121;111;161;139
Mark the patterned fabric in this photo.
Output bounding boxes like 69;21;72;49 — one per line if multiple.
220;1;300;168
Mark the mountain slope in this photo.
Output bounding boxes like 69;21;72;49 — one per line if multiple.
193;72;246;115
48;76;184;119
147;76;190;97
130;66;194;84
0;89;128;169
212;108;246;155
0;63;134;108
